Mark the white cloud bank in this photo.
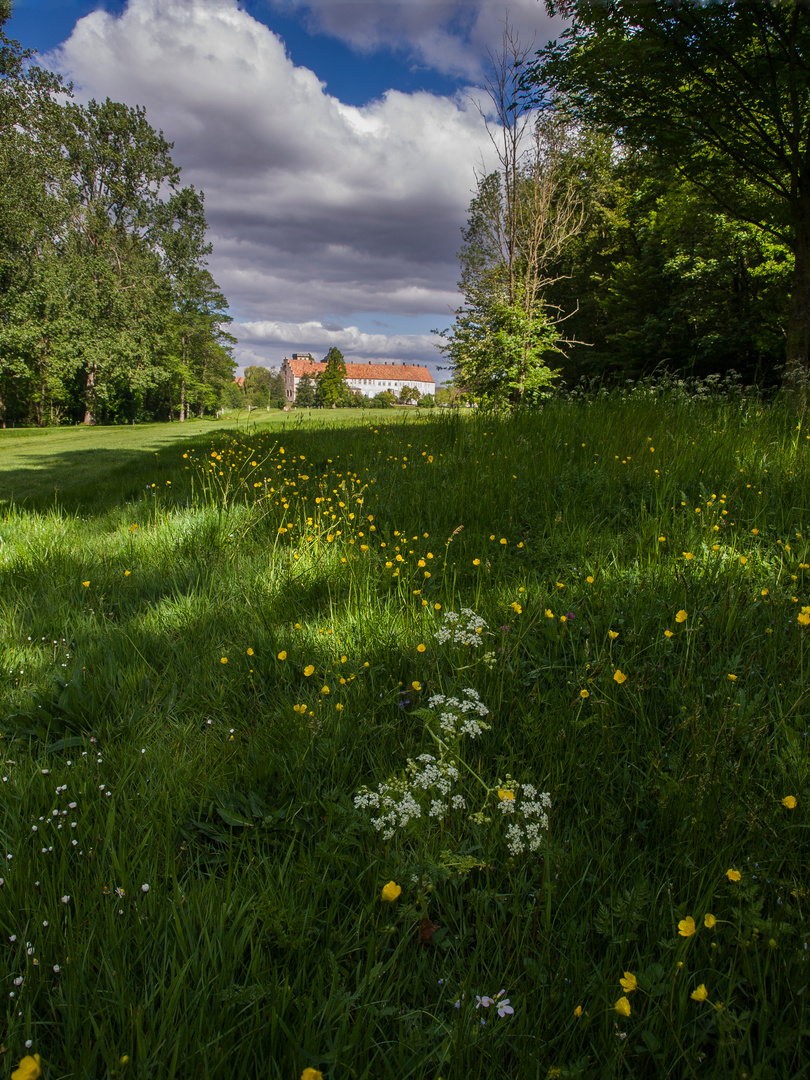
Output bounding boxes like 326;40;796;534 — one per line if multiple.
47;0;509;372
267;0;562;81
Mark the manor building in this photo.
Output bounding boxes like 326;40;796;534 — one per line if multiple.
281;354;435;403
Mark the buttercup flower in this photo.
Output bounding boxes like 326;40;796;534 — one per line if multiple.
664;629;674;638
675;610;687;623
690;984;708;1002
608;630;619;640
704;913;717;929
619;972;637;993
303;665;315;676
782;795;797;809
574;1005;583;1018
614;996;631;1017
12;1056;41;1080
580;689;590;699
381;881;402;902
726;868;741;882
678;916;696;937
301;1070;323;1080
613;670;627;684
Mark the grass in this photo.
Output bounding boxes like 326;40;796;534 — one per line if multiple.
0;392;809;1079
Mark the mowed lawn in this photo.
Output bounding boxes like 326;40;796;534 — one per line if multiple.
0;394;808;1080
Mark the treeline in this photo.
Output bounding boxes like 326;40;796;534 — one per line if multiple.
0;12;234;427
444;4;807;406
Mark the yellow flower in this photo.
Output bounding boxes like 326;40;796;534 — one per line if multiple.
619;972;638;993
726;868;741;882
497;789;515;801
500;538;507;545
704;913;717;929
613;670;627;684
586;575;594;583
473;558;481;566
246;647;254;656
412;681;422;691
690;984;708;1002
511;602;522;614
574;1005;582;1018
678;916;696;937
124;570;131;577
658;535;666;542
683;552;693;560
545;609;554;618
608;630;619;640
798;612;810;626
220;657;228;665
335;703;344;711
303;665;315;677
381;881;402;902
664;629;674;638
434;603;441;610
675;609;687;623
614;996;631;1017
82;581;90;587
301;1069;323;1080
12;1056;42;1080
782;795;797;809
580;689;590;699
727;673;737;681
129;524;138;533
276;650;286;660
417;643;426;653
740;555;747;565
321;685;330;694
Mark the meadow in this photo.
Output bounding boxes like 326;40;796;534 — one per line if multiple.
0;390;808;1080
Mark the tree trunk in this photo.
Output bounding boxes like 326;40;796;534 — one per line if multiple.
83;365;97;425
785;192;810;406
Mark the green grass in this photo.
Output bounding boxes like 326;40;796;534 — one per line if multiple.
1;393;809;1079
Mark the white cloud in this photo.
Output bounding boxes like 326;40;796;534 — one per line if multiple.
266;0;564;80
47;0;496;372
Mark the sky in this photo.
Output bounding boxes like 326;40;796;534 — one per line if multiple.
7;0;563;380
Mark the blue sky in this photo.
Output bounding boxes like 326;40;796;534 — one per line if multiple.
6;0;562;378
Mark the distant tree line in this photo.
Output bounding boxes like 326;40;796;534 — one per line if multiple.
0;9;234;426
442;3;808;406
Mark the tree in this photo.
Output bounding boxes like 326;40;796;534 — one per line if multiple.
316;346;349;406
437;25;582;407
530;0;810;395
295;373;316;407
398;384;419;404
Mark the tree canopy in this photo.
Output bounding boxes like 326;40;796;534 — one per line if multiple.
528;0;810;392
0;22;233;425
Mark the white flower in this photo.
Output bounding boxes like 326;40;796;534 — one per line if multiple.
61;896;70;904
141;884;150;893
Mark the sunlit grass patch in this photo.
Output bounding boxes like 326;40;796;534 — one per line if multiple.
0;391;808;1078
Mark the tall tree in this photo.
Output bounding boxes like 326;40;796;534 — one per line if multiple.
295;373;316;407
438;25;582;407
316;347;349;406
530;0;810;396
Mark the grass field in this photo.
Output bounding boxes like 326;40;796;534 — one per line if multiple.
0;393;808;1079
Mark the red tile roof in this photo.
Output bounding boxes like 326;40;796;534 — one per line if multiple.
285;358;434;383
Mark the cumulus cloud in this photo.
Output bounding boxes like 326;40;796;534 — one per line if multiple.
46;0;513;372
266;0;564;80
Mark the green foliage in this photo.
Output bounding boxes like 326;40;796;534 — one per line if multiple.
0;49;233;426
295;373;317;408
316;347;351;407
531;0;810;387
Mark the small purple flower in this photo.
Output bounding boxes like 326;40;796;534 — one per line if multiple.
500;625;510;633
565;612;576;621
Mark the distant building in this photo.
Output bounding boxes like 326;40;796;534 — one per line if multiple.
281;354;435;403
